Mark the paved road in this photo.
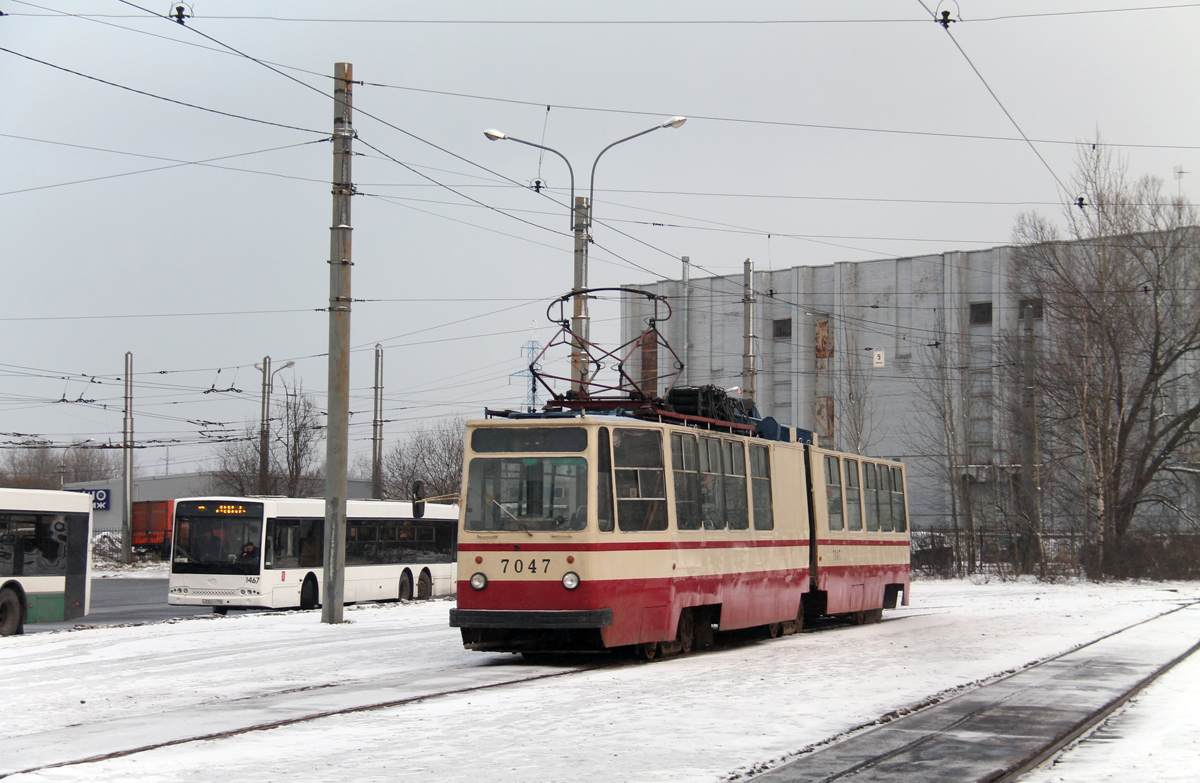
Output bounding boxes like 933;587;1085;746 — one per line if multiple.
28;577;211;633
753;602;1200;783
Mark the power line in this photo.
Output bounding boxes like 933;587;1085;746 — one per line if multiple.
916;1;1071;197
0;45;324;135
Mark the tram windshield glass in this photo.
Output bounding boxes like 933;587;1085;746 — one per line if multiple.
172;500;264;575
464;457;589;532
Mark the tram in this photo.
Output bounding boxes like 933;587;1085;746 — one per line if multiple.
450;289;909;657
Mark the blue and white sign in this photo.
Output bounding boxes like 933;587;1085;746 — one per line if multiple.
84;488;111;511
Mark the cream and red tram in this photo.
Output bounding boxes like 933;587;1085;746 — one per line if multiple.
450;410;910;655
449;288;910;656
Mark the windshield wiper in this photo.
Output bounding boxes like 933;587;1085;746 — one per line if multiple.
483;493;533;536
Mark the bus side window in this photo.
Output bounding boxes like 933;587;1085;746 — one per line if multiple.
750;444;773;531
700;436;726;530
672;433;702;531
268;519;299;569
597;428;615;533
299;519;323;567
844;459;862;531
825;455;844;531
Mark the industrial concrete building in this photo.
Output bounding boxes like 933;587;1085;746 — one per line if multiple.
621;246;1033;531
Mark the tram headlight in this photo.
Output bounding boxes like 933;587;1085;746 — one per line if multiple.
470;572;488;591
562;572;581;590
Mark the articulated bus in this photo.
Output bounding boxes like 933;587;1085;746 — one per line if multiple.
450;413;909;657
0;488;93;636
168;497;458;613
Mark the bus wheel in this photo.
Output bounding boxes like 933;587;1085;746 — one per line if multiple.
417;571;433;600
0;588;22;636
300;576;319;610
399;573;414;601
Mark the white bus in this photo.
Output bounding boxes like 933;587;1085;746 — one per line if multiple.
168;497;458;613
1;488;93;636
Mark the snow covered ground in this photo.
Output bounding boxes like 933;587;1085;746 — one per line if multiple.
2;578;1198;782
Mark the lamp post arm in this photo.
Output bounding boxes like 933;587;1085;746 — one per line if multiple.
587;117;685;226
495;135;576;230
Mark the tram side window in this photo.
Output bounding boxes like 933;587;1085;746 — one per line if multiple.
725;441;749;531
613;429;668;531
892;466;908;532
824;455;844;531
878;466;895;532
699;436;726;530
750;444;774;531
597;428;615;532
267;518;324;569
863;463;880;532
671;433;702;531
844;459;863;531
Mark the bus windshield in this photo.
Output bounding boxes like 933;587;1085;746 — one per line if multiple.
172;500;264;575
464;457;588;532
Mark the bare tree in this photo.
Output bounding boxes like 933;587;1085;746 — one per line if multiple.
832;329;883;455
207;383;324;497
907;309;975;575
1012;140;1200;577
381;417;465;502
208;428;261;496
1;443;121;489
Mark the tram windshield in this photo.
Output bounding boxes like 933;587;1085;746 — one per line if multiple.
464;457;589;532
172;500;264;575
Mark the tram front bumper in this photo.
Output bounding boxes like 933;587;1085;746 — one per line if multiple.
449;608;613;630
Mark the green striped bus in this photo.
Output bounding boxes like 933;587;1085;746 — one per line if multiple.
1;488;93;636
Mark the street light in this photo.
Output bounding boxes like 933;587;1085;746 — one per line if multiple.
59;438;94;489
484;117;687;393
253;356;295;495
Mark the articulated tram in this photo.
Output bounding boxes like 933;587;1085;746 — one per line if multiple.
450;407;909;657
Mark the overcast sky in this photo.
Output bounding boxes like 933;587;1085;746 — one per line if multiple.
3;0;1199;477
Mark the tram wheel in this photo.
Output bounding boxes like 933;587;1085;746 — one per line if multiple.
0;587;22;636
417;571;433;600
766;622;783;638
677;609;695;654
638;642;658;661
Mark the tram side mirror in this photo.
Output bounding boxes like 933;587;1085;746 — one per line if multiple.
412;479;426;519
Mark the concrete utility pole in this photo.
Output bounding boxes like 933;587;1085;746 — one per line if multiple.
122;352;133;565
255;356;294;495
323;62;354;625
742;258;757;406
570;195;592;393
682;256;691;387
372;344;383;499
259;356;271;495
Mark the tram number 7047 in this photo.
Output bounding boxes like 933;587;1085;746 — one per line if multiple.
501;558;551;575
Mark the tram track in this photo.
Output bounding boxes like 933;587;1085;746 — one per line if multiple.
746;600;1200;783
0;659;604;779
6;597;1197;781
